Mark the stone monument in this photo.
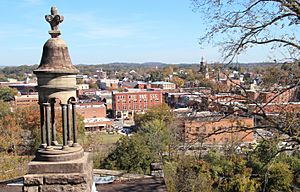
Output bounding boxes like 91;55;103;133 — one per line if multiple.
23;6;93;192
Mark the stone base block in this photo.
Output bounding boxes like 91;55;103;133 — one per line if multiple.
23;152;93;192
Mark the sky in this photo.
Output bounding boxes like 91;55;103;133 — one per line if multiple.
0;0;284;66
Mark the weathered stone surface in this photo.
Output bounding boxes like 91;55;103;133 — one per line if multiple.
67;174;87;184
23;153;93;192
43;173;87;185
40;185;69;192
23;186;39;192
28;152;88;174
24;175;43;185
34;38;79;75
39;184;88;192
43;175;68;185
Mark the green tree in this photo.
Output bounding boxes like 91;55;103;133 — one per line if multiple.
138;119;169;161
0;101;12;118
0;87;18;101
164;156;213;192
101;104;173;173
101;135;153;174
265;162;293;192
134;103;173;128
147;70;164;82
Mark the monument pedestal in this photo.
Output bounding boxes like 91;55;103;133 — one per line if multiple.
23;152;93;192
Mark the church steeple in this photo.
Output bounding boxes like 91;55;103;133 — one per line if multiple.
199;56;209;79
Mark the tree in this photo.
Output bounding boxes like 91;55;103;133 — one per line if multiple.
0;87;18;102
192;0;300;63
265;162;293;192
164;156;213;192
147;70;164;82
190;0;300;169
101;104;174;173
171;76;185;88
134;103;174;128
101;135;153;174
0;102;21;153
88;81;99;89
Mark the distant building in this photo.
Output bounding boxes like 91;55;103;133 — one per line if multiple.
182;112;254;145
112;89;163;119
97;91;113;109
97;79;119;90
77;102;111;132
121;81;150;89
209;93;245;104
249;102;300;114
7;83;38;95
12;94;39;107
151;81;176;90
246;86;297;104
199;56;209;79
96;68;107;79
77;84;89;90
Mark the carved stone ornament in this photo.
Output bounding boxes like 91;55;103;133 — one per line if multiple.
45;6;64;37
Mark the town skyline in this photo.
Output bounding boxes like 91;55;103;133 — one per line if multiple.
0;0;288;66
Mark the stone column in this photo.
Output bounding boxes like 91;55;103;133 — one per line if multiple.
39;102;46;148
61;104;68;149
71;101;79;146
44;103;52;150
67;104;72;146
50;100;58;145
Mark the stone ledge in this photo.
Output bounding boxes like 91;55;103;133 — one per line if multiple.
23;185;39;192
44;173;88;185
28;152;90;174
24;175;44;186
39;184;87;192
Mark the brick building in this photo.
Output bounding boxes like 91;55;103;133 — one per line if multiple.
112;89;163;119
209;93;245;104
12;94;39;107
121;81;150;89
151;81;176;90
183;113;254;145
7;83;38;95
249;102;300;114
246;86;297;104
77;102;111;131
97;79;119;90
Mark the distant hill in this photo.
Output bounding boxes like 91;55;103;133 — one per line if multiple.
0;62;281;77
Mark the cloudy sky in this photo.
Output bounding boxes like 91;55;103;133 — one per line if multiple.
0;0;284;66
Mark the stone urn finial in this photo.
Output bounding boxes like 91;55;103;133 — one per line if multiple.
45;6;64;38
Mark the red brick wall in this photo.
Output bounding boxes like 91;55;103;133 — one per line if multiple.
77;102;106;119
13;97;39;107
185;117;254;144
112;91;163;116
256;88;296;104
